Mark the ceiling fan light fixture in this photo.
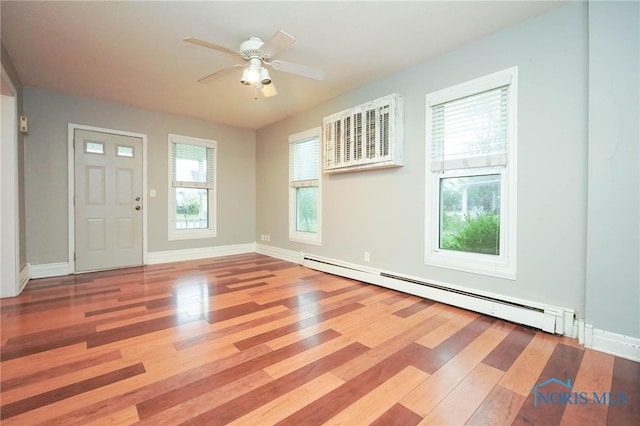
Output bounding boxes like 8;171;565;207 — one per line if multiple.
260;67;272;85
240;68;252;86
247;69;260;84
241;60;262;86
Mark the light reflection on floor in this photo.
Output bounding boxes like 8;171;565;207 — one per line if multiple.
174;277;210;319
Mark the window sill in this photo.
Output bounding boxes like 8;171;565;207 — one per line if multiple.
168;229;216;241
289;233;321;246
425;250;516;280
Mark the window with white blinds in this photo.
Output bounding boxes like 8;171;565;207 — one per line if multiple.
168;134;217;240
171;143;215;189
290;137;319;187
425;67;518;280
430;86;509;172
288;128;321;245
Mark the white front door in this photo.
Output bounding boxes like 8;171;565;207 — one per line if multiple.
74;129;143;272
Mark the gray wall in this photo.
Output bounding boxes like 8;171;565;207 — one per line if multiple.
1;43;26;269
257;3;590;317
586;2;640;338
23;88;256;265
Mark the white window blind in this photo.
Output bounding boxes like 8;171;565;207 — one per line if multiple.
290;137;319;188
171;142;215;189
430;86;509;172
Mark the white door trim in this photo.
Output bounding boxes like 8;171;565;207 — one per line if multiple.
68;123;148;273
1;65;20;297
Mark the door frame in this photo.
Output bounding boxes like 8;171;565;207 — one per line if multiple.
67;123;148;273
1;65;20;296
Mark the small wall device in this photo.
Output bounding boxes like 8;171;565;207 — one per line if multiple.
19;115;28;133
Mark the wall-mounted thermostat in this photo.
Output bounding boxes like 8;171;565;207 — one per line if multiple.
19;115;28;133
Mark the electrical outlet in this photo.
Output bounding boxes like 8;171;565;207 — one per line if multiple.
364;251;370;262
265;235;271;242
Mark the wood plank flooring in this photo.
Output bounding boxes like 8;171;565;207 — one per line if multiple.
1;253;638;425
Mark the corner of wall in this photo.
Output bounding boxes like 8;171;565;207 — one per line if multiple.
580;321;640;362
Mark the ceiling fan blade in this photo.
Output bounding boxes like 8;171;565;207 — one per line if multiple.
183;37;243;58
269;60;325;81
259;30;296;58
197;64;244;84
261;83;278;98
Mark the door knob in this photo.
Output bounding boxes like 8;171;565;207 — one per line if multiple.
135;196;141;201
135;206;141;211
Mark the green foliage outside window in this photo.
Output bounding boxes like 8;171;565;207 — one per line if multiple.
442;212;500;255
176;192;200;217
175;189;207;229
440;175;501;255
296;187;318;232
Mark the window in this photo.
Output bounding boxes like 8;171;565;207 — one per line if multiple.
116;145;134;157
85;141;104;154
168;134;216;240
425;67;517;279
289;128;321;245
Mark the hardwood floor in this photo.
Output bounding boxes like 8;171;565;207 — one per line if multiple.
1;253;638;425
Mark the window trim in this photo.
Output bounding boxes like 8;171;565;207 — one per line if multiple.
289;127;322;246
424;67;518;280
167;134;217;241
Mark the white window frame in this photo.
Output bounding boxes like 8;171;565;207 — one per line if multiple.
168;134;217;240
289;127;322;245
425;67;518;279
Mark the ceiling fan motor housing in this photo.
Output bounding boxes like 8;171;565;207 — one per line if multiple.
240;37;265;58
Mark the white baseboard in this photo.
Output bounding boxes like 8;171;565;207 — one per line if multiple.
18;263;30;293
255;243;303;264
147;243;256;265
582;323;640;362
28;244;256;279
30;262;70;279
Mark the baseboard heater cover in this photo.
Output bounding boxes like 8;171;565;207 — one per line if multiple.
303;255;563;334
380;272;543;313
304;256;378;275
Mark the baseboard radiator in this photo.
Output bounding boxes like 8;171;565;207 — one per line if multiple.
302;255;574;335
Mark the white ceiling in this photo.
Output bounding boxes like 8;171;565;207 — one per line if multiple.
1;1;564;130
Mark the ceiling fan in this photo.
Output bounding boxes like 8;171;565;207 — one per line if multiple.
183;30;325;98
